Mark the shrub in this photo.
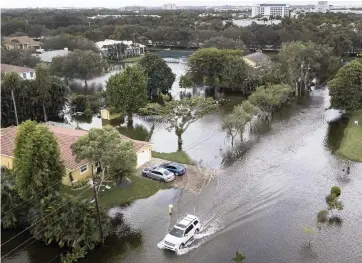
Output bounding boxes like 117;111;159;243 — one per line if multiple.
317;210;329;223
331;186;341;197
72;179;89;189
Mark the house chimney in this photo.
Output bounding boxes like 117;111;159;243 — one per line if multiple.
64;47;68;51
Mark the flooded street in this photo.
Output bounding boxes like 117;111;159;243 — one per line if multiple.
110;88;362;263
2;52;362;263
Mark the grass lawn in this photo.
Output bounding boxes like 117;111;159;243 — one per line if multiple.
121;56;143;63
337;109;362;162
61;174;167;208
152;151;195;165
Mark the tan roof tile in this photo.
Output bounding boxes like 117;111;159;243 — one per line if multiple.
1;125;151;171
1;64;35;74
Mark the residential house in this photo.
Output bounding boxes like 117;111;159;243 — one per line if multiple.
95;39;146;60
1;64;36;80
37;48;71;63
3;36;41;51
0;124;152;185
243;50;271;68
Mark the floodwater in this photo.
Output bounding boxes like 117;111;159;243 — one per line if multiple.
107;88;362;263
2;52;362;263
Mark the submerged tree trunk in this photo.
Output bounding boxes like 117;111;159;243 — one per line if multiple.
84;78;88;87
231;136;235;147
295;82;299;96
42;102;48;122
127;112;133;126
11;89;19;126
177;136;183;151
175;128;183;151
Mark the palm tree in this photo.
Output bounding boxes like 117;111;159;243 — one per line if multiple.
3;72;21;125
232;251;246;262
35;65;51;122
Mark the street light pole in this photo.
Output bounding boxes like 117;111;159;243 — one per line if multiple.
91;165;105;247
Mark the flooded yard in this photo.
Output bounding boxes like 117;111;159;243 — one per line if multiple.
3;52;362;263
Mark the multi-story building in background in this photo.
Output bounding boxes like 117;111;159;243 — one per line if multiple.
316;1;329;13
252;3;290;17
163;3;178;10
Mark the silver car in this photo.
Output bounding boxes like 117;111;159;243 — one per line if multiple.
142;167;175;182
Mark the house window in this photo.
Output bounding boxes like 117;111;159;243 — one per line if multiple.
30;72;34;78
23;73;26;79
80;164;88;174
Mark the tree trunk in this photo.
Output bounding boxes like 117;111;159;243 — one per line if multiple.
11;89;19;126
127;112;133;127
295;82;299;96
177;136;183;151
231;136;235;147
84;78;88;87
42;102;47;122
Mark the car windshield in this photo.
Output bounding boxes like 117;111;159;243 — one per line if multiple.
164;170;171;175
169;227;184;237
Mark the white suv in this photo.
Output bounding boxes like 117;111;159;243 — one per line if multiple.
161;214;201;251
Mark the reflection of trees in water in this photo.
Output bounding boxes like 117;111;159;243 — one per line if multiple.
222;139;257;168
69;82;104;95
79;212;142;263
118;124;151;142
324;117;349;153
72;114;93;124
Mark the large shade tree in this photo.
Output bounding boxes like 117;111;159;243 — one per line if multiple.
106;65;147;125
52;49;104;86
221;56;250;94
153;97;218;151
328;59;362;111
13;121;65;201
278;41;342;95
248;84;293;120
222;101;255;146
138;53;175;98
1;48;41;68
71;126;137;183
203;36;245;50
188;48;243;87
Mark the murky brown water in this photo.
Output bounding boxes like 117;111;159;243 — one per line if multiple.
2;52;362;263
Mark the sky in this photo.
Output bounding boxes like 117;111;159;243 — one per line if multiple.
1;0;361;9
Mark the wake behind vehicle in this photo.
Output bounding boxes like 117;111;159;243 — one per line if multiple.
161;214;201;251
142;166;175;182
160;162;186;176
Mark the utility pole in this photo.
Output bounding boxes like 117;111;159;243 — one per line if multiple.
91;165;104;247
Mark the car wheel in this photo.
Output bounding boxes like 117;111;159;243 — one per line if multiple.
179;243;185;250
160;178;165;182
195;229;199;234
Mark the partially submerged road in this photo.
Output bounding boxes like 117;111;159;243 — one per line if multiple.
116;88;362;263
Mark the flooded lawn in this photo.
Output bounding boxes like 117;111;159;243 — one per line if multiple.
3;52;362;263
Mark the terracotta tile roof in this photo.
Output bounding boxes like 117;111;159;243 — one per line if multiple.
1;64;35;74
0;125;151;171
4;36;40;47
243;52;270;64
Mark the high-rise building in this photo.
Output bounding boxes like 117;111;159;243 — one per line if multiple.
252;4;290;18
163;3;178;10
316;1;329;13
